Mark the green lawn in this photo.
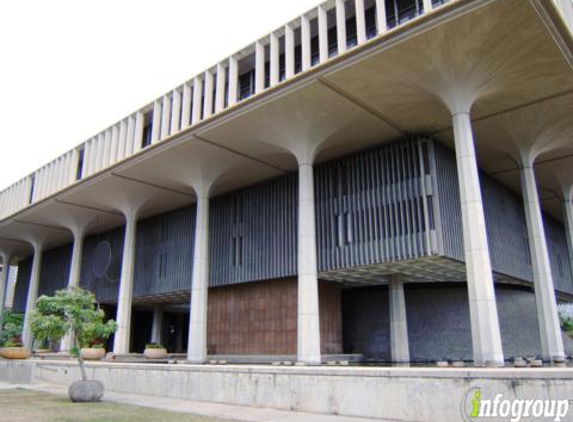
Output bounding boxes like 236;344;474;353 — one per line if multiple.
0;389;237;422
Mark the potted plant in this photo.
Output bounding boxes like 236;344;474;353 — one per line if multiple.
30;287;116;402
0;311;29;360
143;342;167;359
79;340;107;360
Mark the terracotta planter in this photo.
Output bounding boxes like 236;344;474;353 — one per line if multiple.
80;348;106;360
143;348;167;359
0;347;31;360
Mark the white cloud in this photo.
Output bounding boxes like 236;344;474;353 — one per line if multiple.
0;0;321;190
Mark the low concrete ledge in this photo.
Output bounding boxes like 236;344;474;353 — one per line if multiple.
1;359;572;422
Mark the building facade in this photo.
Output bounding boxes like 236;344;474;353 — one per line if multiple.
1;0;573;365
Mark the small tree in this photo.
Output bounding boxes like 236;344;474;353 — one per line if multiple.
30;287;116;381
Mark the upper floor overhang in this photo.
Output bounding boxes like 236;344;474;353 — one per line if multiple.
0;0;572;254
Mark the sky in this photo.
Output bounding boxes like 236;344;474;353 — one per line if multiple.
0;0;322;191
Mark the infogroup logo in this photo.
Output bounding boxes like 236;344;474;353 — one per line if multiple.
461;388;570;422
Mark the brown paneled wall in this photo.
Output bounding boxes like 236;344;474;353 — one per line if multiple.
207;278;342;355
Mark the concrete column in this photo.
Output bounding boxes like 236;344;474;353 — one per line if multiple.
22;243;43;349
355;0;367;44
110;125;120;165
520;164;564;360
0;253;11;334
133;111;144;153
68;228;86;289
60;227;86;352
170;89;182;134
269;33;280;86
423;0;433;13
285;24;295;79
215;64;226;113
160;94;172;139
124;116;135;158
451;111;504;366
151;306;163;345
389;274;409;363
564;197;573;280
228;57;239;106
181;83;192;128
336;0;347;55
297;162;321;364
203;71;214;119
192;77;203;125
301;15;311;71
88;138;98;175
255;41;265;94
113;211;139;354
151;100;162;143
318;5;329;63
187;193;210;363
376;0;387;34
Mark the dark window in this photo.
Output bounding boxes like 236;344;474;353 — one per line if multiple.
366;6;377;39
76;149;85;180
239;70;255;100
28;175;35;204
142;123;153;148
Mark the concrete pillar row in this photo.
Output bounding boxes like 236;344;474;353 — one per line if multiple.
215;64;226;113
423;0;433;13
181;83;192;128
255;41;265;94
355;0;367;44
270;33;280;87
123;117;134;159
318;5;329;64
110;125;120;165
297;161;321;365
192;77;203;125
336;0;347;55
0;252;12;334
203;71;214;119
133;111;144;154
170;88;182;134
451;111;504;366
520;164;564;360
228;57;239;107
113;209;140;354
564;196;573;281
160;94;172;140
22;241;44;349
187;191;210;363
389;274;409;363
151;99;162;144
285;24;295;79
376;0;387;34
301;15;311;72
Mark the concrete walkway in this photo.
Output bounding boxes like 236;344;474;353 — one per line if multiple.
0;382;398;422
